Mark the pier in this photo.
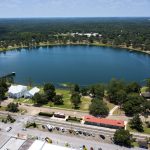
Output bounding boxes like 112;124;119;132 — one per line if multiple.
0;72;16;79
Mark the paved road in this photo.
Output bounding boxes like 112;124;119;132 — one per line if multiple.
109;106;119;116
0;112;149;141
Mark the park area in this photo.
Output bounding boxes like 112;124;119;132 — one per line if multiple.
12;88;115;112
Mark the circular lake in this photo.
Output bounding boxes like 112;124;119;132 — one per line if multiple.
0;46;150;86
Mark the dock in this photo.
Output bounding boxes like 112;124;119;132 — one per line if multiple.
0;72;16;79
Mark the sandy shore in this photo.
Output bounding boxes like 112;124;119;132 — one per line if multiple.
0;42;150;55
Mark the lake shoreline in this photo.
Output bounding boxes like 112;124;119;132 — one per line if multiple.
0;42;150;55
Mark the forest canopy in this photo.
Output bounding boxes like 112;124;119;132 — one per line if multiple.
0;17;150;51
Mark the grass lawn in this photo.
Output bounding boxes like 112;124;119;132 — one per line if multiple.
52;89;91;111
11;89;91;111
103;99;115;110
15;98;34;104
113;107;125;115
127;124;150;135
132;142;139;148
141;86;149;93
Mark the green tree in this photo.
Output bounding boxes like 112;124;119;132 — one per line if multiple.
89;98;109;117
107;79;126;104
44;83;55;92
73;84;80;93
6;103;19;112
32;93;48;105
123;93;145;116
116;90;127;106
89;84;104;98
126;82;141;93
0;79;8;104
0;79;8;92
71;92;81;109
129;115;144;132
80;87;88;96
43;83;56;100
143;101;150;116
146;79;150;91
113;129;132;147
54;95;63;105
7;114;16;123
0;87;5;101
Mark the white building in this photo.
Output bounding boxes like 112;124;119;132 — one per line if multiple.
24;87;40;98
8;85;27;99
28;140;76;150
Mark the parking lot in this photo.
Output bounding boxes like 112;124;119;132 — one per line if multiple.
38;123;111;143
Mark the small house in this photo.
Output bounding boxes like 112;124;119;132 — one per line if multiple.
24;87;40;98
8;85;27;99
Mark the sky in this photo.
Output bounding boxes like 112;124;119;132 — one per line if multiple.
0;0;150;18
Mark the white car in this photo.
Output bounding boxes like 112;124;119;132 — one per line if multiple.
6;127;12;132
22;128;27;131
46;124;54;131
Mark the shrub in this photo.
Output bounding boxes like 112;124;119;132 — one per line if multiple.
6;103;19;112
26;122;37;128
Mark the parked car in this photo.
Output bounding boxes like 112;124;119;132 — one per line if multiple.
78;130;82;134
55;127;60;131
100;134;105;139
42;125;45;129
6;127;12;132
22;128;27;131
45;137;52;143
60;127;65;132
46;124;53;131
83;132;87;136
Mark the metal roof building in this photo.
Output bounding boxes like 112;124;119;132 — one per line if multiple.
24;87;40;98
28;140;76;150
83;115;125;129
8;85;28;99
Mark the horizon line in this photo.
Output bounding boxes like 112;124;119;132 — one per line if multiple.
0;16;150;19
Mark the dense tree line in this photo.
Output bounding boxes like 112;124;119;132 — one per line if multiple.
106;79;150;116
78;78;150;116
0;79;8;104
0;18;150;51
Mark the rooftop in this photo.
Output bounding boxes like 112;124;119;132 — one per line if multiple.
83;115;124;127
8;85;27;94
28;140;76;150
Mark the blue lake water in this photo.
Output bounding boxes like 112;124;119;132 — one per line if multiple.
0;46;150;86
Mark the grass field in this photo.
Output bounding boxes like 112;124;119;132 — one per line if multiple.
54;89;91;111
11;89;115;112
15;89;91;111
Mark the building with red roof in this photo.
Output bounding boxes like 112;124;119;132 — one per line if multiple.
83;115;125;129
